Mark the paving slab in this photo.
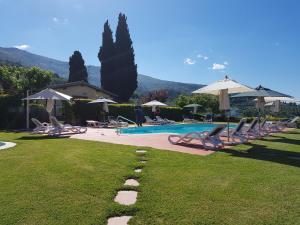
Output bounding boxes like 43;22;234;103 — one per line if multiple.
124;179;139;186
114;191;138;205
107;216;132;225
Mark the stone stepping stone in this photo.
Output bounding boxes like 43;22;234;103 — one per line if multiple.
136;150;147;153
134;168;142;173
107;216;132;225
114;191;138;205
140;160;147;164
124;179;139;186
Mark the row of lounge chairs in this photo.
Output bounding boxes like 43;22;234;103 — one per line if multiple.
86;117;128;128
32;116;87;136
144;116;175;125
168;116;299;150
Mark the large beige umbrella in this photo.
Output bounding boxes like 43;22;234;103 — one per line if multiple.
142;100;167;112
193;75;254;142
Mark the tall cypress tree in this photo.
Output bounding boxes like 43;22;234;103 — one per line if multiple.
114;13;138;102
68;50;88;82
98;21;116;93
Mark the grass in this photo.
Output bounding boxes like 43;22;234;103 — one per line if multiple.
0;130;299;225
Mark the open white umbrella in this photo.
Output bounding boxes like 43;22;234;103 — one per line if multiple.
193;75;254;142
142;100;167;112
89;97;117;114
23;88;72;129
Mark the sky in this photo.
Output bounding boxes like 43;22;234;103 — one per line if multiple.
1;0;300;99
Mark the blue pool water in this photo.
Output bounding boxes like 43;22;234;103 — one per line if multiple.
121;123;236;135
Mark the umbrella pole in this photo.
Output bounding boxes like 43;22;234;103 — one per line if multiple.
226;110;230;142
26;90;30;130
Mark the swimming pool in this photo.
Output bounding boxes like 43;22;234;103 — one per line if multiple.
0;141;16;150
121;123;235;135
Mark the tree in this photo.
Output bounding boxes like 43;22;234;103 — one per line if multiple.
68;51;88;82
141;89;169;103
0;65;54;94
98;21;116;92
114;13;138;102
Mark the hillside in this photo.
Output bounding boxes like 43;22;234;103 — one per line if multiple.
0;47;203;96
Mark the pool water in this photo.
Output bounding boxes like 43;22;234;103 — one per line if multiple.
121;123;236;135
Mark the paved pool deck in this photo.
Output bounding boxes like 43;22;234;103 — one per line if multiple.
71;128;216;156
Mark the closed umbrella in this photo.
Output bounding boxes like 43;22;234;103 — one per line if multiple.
142;100;167;112
193;75;254;142
233;85;292;133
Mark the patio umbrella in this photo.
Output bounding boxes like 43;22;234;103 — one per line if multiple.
192;75;254;142
184;104;201;114
233;85;292;132
23;88;72;128
89;97;117;114
264;97;298;104
142;100;167;112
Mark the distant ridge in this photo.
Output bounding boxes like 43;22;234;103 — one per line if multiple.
0;47;204;96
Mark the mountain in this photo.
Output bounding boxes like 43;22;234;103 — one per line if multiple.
0;47;203;96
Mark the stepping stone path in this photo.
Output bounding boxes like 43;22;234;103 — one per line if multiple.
107;216;132;225
124;179;139;186
136;150;147;154
114;191;138;205
134;168;142;173
107;149;148;225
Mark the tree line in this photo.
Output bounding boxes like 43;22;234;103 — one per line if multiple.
68;13;137;102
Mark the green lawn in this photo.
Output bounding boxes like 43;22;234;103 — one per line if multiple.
0;130;299;225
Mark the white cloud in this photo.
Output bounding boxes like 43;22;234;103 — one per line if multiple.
197;54;209;60
14;44;30;50
52;17;69;25
223;61;228;65
212;63;226;70
52;17;59;23
184;58;196;65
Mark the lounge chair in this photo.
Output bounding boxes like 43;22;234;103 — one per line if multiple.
241;117;260;139
144;116;162;125
168;124;226;150
49;116;87;135
31;118;51;134
108;117;128;128
283;116;299;128
183;115;198;123
86;120;108;128
221;118;248;144
156;116;175;124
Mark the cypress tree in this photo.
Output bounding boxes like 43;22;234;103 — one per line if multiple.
114;13;138;102
98;21;116;93
68;50;88;82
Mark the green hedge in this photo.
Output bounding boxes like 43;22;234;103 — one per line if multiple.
72;99;184;125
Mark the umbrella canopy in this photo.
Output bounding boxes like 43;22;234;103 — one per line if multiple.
89;97;117;104
142;100;167;112
264;96;297;103
232;85;291;98
184;104;202;114
23;88;72;101
192;76;254;95
89;97;117;113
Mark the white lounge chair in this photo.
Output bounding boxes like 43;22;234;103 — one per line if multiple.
49;116;87;135
108;117;128;128
31;118;51;134
284;116;299;128
168;124;226;150
241;117;260;139
144;116;162;125
221;118;248;144
156;116;175;124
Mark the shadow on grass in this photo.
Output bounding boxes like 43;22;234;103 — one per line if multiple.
263;136;300;146
17;135;70;140
221;142;300;168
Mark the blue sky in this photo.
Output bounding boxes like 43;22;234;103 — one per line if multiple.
1;0;299;98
